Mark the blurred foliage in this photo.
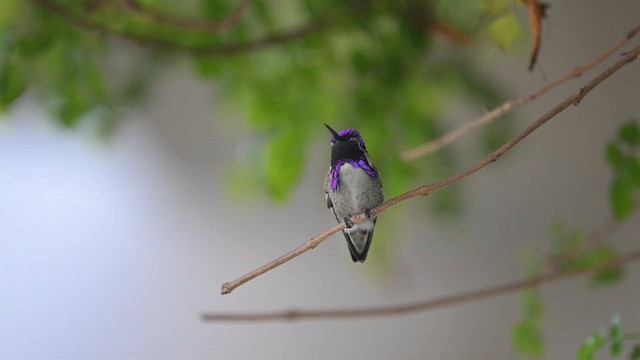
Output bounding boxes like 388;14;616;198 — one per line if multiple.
577;313;640;360
513;118;640;357
0;0;542;267
0;0;534;206
606;120;640;220
511;290;546;356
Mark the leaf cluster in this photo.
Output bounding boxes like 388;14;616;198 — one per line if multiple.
511;290;546;356
606;121;640;219
0;0;532;205
510;121;640;357
577;314;640;360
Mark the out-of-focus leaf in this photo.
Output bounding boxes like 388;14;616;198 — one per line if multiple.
488;13;522;51
57;83;89;128
194;57;223;77
565;245;617;271
59;100;86;127
522;290;544;320
433;0;482;31
86;62;108;100
511;320;545;356
0;60;26;111
610;178;635;220
629;158;640;188
628;158;640;188
16;32;54;57
577;332;607;360
265;127;307;201
606;142;626;171
0;0;24;29
610;314;623;356
591;266;624;287
619;121;640;146
482;0;510;15
630;345;640;360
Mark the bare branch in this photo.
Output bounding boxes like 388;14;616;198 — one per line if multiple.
205;248;640;322
220;42;640;295
401;23;640;161
32;0;327;56
122;0;253;32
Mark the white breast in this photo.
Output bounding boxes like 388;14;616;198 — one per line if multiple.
339;163;372;204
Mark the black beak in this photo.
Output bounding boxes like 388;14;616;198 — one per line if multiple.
324;123;343;141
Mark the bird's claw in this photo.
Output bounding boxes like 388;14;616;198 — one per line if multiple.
343;216;354;228
364;209;372;220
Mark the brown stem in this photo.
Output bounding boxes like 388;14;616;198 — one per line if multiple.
205;248;640;322
220;41;640;295
401;23;640;161
122;0;252;32
32;0;327;56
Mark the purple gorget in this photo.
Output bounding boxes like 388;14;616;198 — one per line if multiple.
330;158;378;191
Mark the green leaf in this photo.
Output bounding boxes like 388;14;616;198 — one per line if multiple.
591;266;624;287
611;339;623;357
265;128;307;201
629;158;640;188
610;314;624;356
606;142;626;171
630;345;640;360
482;0;511;15
577;332;607;360
610;314;621;336
511;320;545;356
610;179;635;220
522;290;544;320
619;122;640;146
488;13;522;51
565;245;617;271
0;60;26;111
0;0;24;29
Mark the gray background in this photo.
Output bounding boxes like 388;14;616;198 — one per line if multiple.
1;0;640;358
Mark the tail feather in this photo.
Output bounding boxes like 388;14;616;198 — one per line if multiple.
342;219;376;263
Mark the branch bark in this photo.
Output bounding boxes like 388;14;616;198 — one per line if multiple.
220;42;640;295
401;23;640;161
122;0;253;33
33;0;327;56
205;248;640;322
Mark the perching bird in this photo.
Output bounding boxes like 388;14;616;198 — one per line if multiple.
324;124;384;263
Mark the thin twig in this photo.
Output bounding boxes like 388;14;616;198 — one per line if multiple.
220;42;640;295
33;0;327;56
401;23;640;161
205;248;640;322
123;0;252;32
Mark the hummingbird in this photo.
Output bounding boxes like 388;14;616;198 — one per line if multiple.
324;124;384;263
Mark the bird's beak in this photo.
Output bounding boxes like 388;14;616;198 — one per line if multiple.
324;123;342;141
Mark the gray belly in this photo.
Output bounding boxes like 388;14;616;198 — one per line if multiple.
325;163;383;218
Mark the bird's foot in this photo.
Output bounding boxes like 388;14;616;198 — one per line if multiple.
364;208;372;220
343;216;354;229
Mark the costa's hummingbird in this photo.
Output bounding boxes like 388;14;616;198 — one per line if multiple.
324;124;384;263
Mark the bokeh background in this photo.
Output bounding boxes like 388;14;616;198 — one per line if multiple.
2;0;640;359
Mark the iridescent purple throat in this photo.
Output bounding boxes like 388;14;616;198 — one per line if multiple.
331;158;378;191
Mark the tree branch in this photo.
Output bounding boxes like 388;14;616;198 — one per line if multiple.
205;248;640;322
32;0;327;56
401;22;640;161
122;0;252;32
220;42;640;295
